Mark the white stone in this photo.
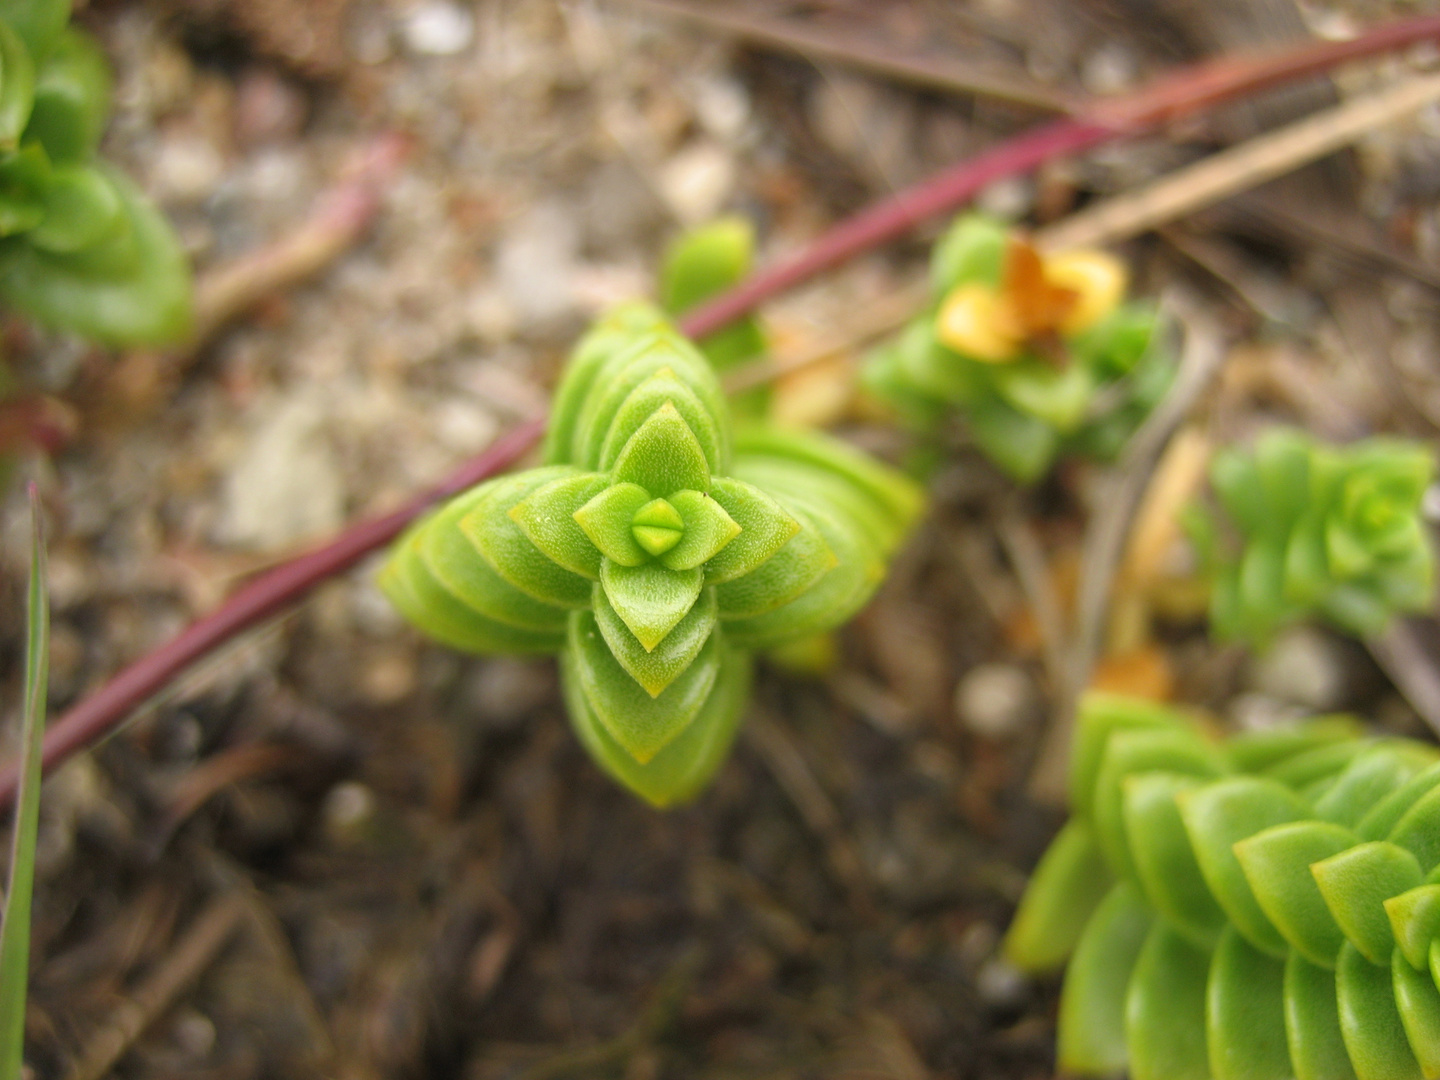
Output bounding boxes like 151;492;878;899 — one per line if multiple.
402;2;475;56
217;396;345;551
151;135;225;203
954;662;1036;739
693;75;750;141
1082;43;1138;96
1249;626;1354;712
432;398;498;454
977;956;1029;1008
657;141;735;225
323;781;376;836
495;202;579;325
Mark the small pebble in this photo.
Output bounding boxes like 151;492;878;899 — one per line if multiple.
955;920;1000;968
974;176;1034;222
1081;43;1138;96
170;1009;217;1059
977;956;1029;1008
1300;5;1359;42
1248;626;1363;712
216;396;345;552
322;780;376;840
234;68;308;146
465;657;555;728
692;75;750;141
658;141;736;225
359;651;416;704
1229;692;1308;732
402;2;475;56
150;136;225;203
955;662;1037;739
432;398;498;454
348;8;394;65
495;202;579;326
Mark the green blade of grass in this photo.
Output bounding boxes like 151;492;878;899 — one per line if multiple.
0;483;48;1077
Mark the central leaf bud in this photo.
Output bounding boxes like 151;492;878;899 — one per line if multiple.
631;497;685;557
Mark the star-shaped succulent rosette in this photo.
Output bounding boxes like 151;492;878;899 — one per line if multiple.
1187;428;1436;647
381;303;923;806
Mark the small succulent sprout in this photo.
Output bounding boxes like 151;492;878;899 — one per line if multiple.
1004;692;1440;1080
382;303;923;806
1188;428;1436;647
661;216;770;418
864;212;1172;482
0;0;190;344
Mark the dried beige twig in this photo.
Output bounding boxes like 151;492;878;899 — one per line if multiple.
65;895;246;1080
1038;73;1440;252
746;709;875;912
1028;290;1230;805
1368;619;1440;739
191;132;410;342
111;132;410;410
722;76;1440;403
614;0;1072;114
722;280;928;395
996;508;1070;701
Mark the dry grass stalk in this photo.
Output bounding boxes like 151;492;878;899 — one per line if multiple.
1039;73;1440;252
65;896;247;1080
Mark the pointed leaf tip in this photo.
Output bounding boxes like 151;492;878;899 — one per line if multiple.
612;402;711;496
600;559;704;652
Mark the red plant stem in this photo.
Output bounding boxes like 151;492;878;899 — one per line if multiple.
1093;14;1440;128
10;13;1440;810
683;13;1440;338
681;119;1115;339
0;417;544;809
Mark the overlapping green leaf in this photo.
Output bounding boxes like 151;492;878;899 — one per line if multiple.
1006;693;1440;1080
25;27;108;164
0;168;192;344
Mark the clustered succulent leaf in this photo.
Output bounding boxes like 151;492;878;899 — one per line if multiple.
0;0;191;344
1187;429;1436;647
864;214;1173;482
1006;692;1440;1080
381;303;923;806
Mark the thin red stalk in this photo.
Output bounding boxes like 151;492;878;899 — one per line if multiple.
9;13;1440;810
0;416;544;809
683;13;1440;337
680;119;1114;338
1095;14;1440;128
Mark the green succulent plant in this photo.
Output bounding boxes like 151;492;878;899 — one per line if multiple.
380;302;923;806
863;214;1173;482
1005;692;1440;1080
1187;429;1436;647
0;0;191;345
